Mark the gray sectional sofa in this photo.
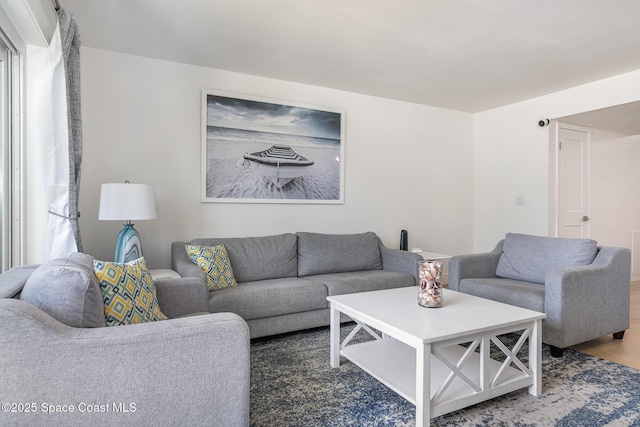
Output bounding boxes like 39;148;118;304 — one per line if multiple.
0;252;250;426
172;232;422;338
449;233;631;356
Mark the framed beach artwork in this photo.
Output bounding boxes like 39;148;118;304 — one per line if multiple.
201;90;345;204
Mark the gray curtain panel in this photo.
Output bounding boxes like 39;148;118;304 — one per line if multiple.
57;9;83;252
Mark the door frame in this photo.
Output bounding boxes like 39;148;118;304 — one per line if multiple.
548;121;592;238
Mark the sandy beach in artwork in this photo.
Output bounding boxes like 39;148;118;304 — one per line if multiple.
205;126;341;201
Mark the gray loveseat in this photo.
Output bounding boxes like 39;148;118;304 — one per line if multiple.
449;233;631;356
172;232;422;338
0;252;250;426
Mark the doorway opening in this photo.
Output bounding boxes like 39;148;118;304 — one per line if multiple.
550;101;640;280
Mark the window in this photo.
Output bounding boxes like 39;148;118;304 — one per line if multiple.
0;30;21;272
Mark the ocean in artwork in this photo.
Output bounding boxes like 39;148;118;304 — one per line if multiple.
205;126;342;201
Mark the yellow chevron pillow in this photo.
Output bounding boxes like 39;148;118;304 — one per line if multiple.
93;257;168;326
185;244;238;291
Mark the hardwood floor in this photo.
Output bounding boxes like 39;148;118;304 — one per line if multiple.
571;280;640;370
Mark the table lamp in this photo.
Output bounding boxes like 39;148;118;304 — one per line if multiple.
98;182;156;263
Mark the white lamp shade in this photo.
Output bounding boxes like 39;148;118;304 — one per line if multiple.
98;183;156;221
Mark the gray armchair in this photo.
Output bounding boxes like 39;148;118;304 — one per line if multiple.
449;233;631;357
0;253;250;426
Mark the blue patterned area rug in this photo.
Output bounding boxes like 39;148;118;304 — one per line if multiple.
250;325;640;426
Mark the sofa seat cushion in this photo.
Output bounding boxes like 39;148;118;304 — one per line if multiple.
20;253;106;328
459;277;545;313
297;232;382;277
496;233;597;285
192;234;298;283
208;277;327;320
317;270;414;297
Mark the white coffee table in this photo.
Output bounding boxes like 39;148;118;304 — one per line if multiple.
328;287;546;426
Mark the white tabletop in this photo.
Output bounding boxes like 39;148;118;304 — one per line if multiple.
149;269;181;280
417;251;452;260
328;287;545;346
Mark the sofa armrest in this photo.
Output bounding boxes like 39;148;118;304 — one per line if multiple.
544;246;631;347
155;277;209;318
448;241;503;291
0;264;39;298
171;241;207;281
0;298;249;426
379;244;422;285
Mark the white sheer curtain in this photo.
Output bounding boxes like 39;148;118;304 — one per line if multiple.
35;9;83;260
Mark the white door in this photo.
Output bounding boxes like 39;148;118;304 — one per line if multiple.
557;125;591;238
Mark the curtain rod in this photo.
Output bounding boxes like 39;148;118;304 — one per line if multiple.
53;0;60;11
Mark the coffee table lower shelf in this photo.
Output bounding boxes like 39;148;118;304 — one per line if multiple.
328;288;545;426
341;336;534;419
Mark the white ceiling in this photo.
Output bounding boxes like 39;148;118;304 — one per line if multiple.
61;0;640;116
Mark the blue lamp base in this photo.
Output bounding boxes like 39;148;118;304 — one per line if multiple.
114;223;143;263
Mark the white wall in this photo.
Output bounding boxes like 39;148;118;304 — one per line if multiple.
474;70;640;252
76;47;474;268
590;132;640;277
590;129;640;279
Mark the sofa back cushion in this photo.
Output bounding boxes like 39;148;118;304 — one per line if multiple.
496;233;598;285
297;232;382;277
191;233;298;283
20;252;106;328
